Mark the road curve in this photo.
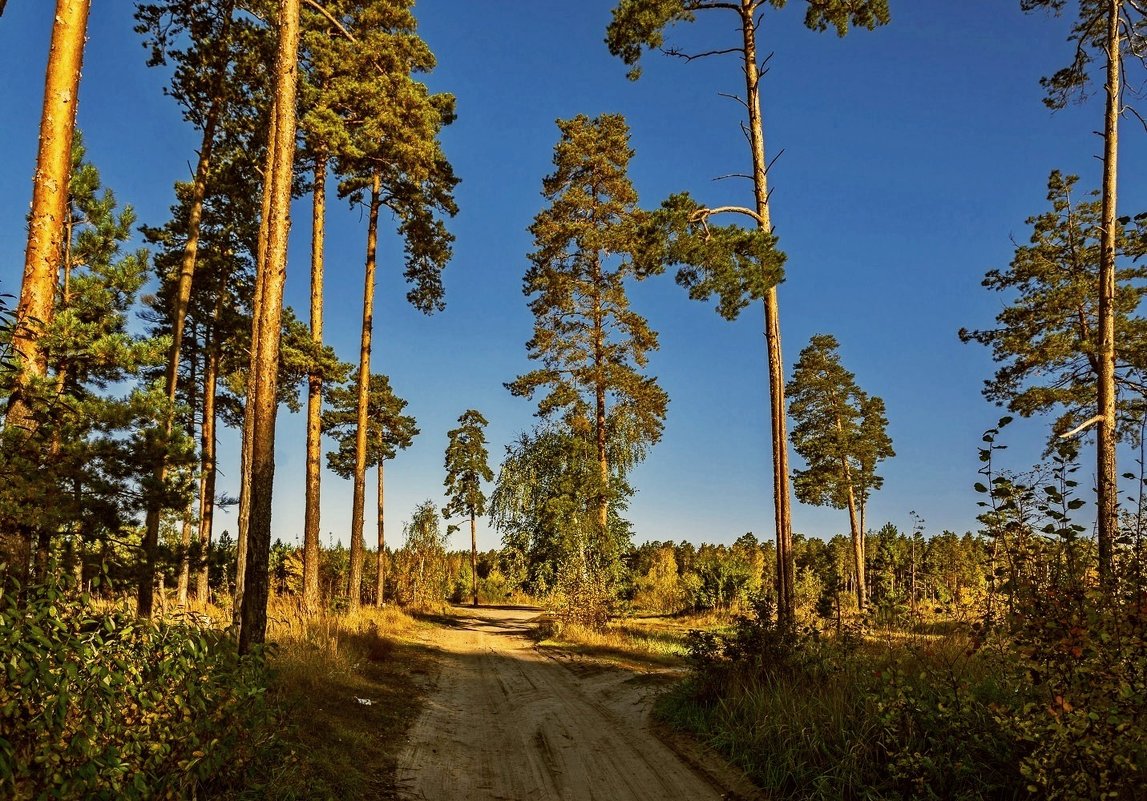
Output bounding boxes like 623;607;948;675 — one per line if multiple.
395;605;728;801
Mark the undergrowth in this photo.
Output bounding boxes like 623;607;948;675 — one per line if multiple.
0;582;275;800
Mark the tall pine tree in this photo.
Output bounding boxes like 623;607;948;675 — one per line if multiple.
443;409;494;607
606;0;889;627
787;334;893;611
508;114;667;608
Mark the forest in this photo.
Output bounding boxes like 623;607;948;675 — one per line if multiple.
1;0;1146;799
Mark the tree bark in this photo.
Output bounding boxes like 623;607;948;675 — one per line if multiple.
196;298;221;602
176;331;202;606
740;0;794;627
592;256;609;536
1096;0;1120;587
6;0;90;592
9;0;90;419
376;457;386;606
303;151;328;612
470;512;479;606
349;173;382;611
239;0;301;654
234;97;278;630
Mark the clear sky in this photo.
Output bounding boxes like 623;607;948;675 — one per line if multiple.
2;2;1145;553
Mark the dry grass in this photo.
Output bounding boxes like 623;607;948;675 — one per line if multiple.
535;610;730;669
257;599;434;800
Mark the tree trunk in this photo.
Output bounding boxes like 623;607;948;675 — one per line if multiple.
833;408;866;611
239;0;301;654
376;457;386;606
1096;0;1120;587
177;328;203;606
6;0;90;592
177;516;194;605
592;256;609;535
740;1;794;628
349;173;382;611
139;71;228;618
303;150;328;612
234;97;278;630
196;299;221;603
9;0;90;419
470;512;478;607
841;457;865;611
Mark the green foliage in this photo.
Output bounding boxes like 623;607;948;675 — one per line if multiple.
787;333;893;511
635;192;784;321
0;583;276;800
393;501;449;610
306;0;458;314
0;139;194;577
606;0;890;80
491;426;632;597
322;373;417;478
508;114;668;465
959;172;1147;445
0;289;15;376
442;409;494;522
1020;0;1147;109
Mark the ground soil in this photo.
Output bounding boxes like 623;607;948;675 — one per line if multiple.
396;605;760;801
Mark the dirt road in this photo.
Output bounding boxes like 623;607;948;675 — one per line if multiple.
395;606;737;801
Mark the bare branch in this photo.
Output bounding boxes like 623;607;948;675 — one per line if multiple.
690;205;766;226
712;172;754;182
303;0;357;43
1060;414;1105;438
717;91;749;110
765;147;785;176
661;45;745;61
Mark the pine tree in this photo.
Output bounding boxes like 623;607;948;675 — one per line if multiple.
323;373;417;605
1021;0;1147;584
787;334;893;611
507;114;668;555
606;0;889;627
443;409;494;607
240;0;302;654
1;137;192;590
325;0;457;610
960;172;1147;443
4;0;92;586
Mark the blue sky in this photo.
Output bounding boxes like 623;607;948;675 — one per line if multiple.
2;2;1145;552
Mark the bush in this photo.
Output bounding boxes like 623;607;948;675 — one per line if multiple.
0;582;277;800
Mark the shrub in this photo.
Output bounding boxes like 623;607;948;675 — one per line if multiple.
0;582;276;800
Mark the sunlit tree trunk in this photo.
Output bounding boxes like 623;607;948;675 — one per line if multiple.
177;332;202;606
375;456;386;606
141;96;222;617
469;511;478;607
303;151;328;612
1096;0;1120;586
7;0;90;590
740;0;794;627
239;0;301;654
592;255;609;535
196;298;221;603
234;100;277;630
349;173;382;611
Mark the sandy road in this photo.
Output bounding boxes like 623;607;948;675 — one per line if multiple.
395;606;732;801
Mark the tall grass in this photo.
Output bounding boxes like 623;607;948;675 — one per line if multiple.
657;607;1028;801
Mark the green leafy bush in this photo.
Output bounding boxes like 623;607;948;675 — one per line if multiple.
0;583;277;800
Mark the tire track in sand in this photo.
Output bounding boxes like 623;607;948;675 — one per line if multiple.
395;606;733;801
